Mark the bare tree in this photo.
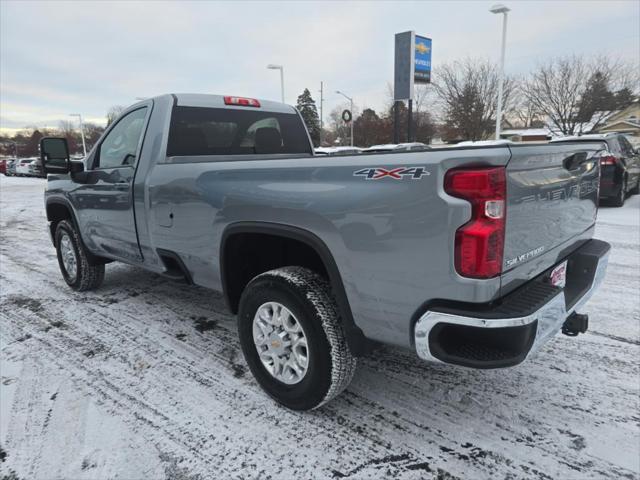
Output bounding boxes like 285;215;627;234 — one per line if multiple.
522;55;639;135
106;105;125;127
510;89;544;128
433;58;516;141
58;120;80;153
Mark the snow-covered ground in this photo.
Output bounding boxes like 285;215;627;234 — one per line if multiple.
0;175;638;480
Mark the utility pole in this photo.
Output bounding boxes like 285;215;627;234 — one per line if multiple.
69;113;87;156
336;90;354;147
319;81;324;145
393;102;400;143
267;64;285;103
407;99;413;142
490;4;510;140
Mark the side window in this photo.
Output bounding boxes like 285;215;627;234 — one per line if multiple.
619;136;634;155
97;107;148;168
607;138;622;155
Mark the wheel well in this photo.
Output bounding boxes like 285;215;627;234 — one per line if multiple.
222;232;328;313
46;202;73;240
220;223;368;356
45;201;111;266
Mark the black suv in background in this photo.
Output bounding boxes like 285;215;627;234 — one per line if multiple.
552;133;640;206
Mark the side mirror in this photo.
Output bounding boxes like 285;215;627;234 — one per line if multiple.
40;137;70;174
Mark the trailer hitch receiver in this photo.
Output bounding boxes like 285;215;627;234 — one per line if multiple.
562;313;589;337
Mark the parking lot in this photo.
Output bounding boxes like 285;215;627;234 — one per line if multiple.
0;174;638;480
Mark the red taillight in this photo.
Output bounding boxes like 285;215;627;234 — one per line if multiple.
444;167;506;279
223;96;260;107
599;155;617;166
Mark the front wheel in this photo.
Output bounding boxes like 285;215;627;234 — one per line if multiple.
55;220;105;291
237;267;356;410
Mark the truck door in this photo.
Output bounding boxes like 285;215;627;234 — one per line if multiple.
72;106;149;262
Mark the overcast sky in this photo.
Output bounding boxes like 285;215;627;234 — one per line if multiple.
1;0;638;134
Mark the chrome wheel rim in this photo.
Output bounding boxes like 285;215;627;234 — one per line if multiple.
59;234;77;282
252;302;309;385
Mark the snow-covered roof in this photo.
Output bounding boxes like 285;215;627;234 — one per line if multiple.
315;146;362;155
361;142;428;152
500;128;551;137
455;140;513;146
549;133;612;142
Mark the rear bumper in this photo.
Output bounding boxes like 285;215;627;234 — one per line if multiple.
414;239;610;368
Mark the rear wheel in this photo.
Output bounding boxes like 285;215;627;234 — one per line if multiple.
611;177;627;207
237;266;356;410
630;177;640;195
55;220;105;291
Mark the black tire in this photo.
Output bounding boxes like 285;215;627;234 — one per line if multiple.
611;177;627;207
238;266;356;410
55;219;105;291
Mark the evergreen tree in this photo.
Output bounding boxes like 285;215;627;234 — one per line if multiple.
353;108;387;147
613;87;635;110
578;71;615;121
296;89;321;147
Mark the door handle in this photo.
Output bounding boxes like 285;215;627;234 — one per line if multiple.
114;182;129;190
563;153;589;171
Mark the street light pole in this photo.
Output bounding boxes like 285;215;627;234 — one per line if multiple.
69;113;87;156
267;64;285;103
336;90;354;147
490;4;510;140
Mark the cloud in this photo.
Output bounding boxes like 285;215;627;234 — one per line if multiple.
1;0;638;133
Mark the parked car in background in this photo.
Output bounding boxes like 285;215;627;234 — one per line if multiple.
0;159;6;175
361;142;429;153
5;159;18;176
15;158;36;176
28;159;43;177
551;133;640;207
315;146;362;155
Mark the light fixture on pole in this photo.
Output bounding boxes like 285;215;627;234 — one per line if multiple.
267;64;285;103
69;113;87;156
336;90;354;147
490;3;510;140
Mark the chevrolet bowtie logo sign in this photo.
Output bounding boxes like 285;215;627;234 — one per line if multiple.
415;42;430;55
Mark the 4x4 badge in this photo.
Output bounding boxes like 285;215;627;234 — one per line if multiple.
353;167;430;180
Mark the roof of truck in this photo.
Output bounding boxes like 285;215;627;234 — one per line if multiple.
164;93;297;114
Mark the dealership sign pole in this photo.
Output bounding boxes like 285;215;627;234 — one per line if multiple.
394;31;432;143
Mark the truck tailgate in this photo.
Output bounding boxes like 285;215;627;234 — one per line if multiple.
501;142;605;295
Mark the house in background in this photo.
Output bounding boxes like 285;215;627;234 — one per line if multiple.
595;101;640;142
499;128;552;142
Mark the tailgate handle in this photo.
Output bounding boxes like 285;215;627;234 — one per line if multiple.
563;152;589;171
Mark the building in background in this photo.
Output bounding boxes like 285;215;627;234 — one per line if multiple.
596;101;640;141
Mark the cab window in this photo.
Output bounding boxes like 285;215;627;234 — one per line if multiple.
97;107;148;168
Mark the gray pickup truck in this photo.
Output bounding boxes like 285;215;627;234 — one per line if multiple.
40;94;610;410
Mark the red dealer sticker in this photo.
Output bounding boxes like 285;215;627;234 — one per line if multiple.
550;261;567;288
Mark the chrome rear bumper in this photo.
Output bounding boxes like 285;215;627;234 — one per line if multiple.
415;239;610;367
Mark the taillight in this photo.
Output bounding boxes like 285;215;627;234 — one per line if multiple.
223;96;261;107
599;155;617;166
444;167;506;279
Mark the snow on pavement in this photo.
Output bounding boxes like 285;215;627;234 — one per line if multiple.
0;175;639;479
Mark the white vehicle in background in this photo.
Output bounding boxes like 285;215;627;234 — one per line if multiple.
361;142;429;153
315;146;362;155
15;158;37;176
